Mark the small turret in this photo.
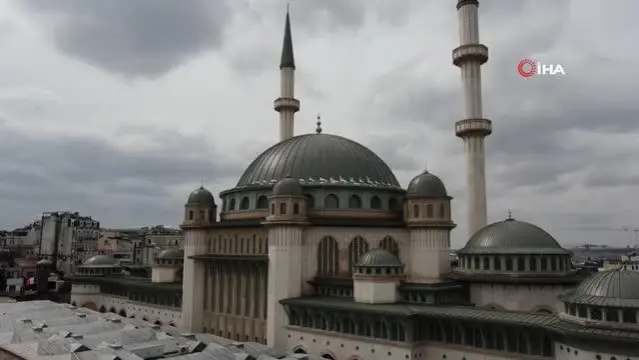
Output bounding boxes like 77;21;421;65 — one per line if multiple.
265;177;308;224
183;186;217;227
353;249;404;304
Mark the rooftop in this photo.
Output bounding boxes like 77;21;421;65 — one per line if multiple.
0;301;324;360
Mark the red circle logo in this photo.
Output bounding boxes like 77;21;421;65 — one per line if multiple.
517;58;536;78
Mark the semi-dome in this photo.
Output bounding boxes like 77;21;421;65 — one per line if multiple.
565;268;639;306
233;134;401;190
358;248;402;267
459;218;571;255
187;186;216;206
273;177;303;196
407;171;449;198
82;255;118;266
157;248;185;260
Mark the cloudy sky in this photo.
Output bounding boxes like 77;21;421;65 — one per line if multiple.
0;0;637;248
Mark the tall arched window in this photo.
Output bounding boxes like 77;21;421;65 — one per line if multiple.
317;236;339;276
379;236;399;257
305;194;315;208
325;194;339;209
293;203;300;214
229;198;236;211
413;204;420;217
426;204;434;217
389;198;398;211
348;236;370;273
257;196;268;209
280;203;287;215
349;195;362;209
240;197;250;210
370;196;382;209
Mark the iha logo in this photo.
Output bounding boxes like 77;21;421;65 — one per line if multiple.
517;58;565;78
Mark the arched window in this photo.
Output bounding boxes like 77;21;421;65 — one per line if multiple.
119;309;127;317
240;197;250;210
209;210;214;222
440;203;446;217
413;204;420;217
348;195;362;209
293;203;300;214
317;236;339;277
154;320;162;326
188;210;193;220
293;348;307;354
389;198;398;211
280;203;287;215
348;236;370;274
257;196;268;209
270;203;275;215
426;204;434;217
305;194;315;208
325;194;339;209
321;354;336;360
229;198;236;211
379;236;399;257
370;196;382;209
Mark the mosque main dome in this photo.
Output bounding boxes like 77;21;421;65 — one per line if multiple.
234;133;401;190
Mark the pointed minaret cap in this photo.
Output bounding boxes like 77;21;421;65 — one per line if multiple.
280;7;295;70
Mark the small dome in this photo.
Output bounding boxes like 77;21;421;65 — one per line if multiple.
156;248;184;260
83;255;117;266
187;186;216;206
459;218;571;255
37;259;53;266
406;171;448;198
272;177;303;196
357;248;402;267
568;268;639;305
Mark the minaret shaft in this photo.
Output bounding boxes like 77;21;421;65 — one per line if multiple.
453;0;491;238
274;11;299;142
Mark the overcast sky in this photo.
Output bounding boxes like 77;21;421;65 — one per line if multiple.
0;0;637;248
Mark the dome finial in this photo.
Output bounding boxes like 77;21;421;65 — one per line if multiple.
507;209;513;220
316;113;322;134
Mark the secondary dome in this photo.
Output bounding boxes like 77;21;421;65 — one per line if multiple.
83;255;117;266
187;187;216;206
235;134;400;189
157;248;185;260
407;171;448;198
569;268;639;304
459;218;571;255
358;248;402;267
273;177;303;196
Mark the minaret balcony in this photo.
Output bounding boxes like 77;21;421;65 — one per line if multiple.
274;97;300;112
455;118;492;138
452;44;488;67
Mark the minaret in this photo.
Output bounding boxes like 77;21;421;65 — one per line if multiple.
273;9;300;142
453;0;492;238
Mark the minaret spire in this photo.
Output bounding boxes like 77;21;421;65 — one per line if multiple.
274;7;300;142
453;0;492;238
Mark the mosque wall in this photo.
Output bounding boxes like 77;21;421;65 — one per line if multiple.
469;283;570;313
555;341;639;360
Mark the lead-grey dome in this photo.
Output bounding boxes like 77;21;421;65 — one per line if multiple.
235;134;401;189
82;255;117;266
459;218;571;255
157;248;185;260
407;171;448;198
564;268;639;307
187;187;216;206
358;248;402;267
273;177;303;196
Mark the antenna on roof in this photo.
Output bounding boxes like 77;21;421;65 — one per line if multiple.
316;113;322;134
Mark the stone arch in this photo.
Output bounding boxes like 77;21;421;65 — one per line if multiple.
99;305;106;313
317;236;339;277
348;195;362;209
229;198;236;211
256;196;268;209
370;196;382;209
531;305;555;314
119;309;127;317
321;350;338;360
109;307;116;313
348;236;370;274
154;320;162;326
240;197;250;210
292;345;308;354
378;236;399;257
325;194;339;209
169;322;176;327
82;302;97;311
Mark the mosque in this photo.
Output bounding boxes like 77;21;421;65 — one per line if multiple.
69;1;639;359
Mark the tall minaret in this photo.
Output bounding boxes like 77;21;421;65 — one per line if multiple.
273;9;300;142
453;0;492;238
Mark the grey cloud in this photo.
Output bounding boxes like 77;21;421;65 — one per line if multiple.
19;0;232;78
0;123;245;228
